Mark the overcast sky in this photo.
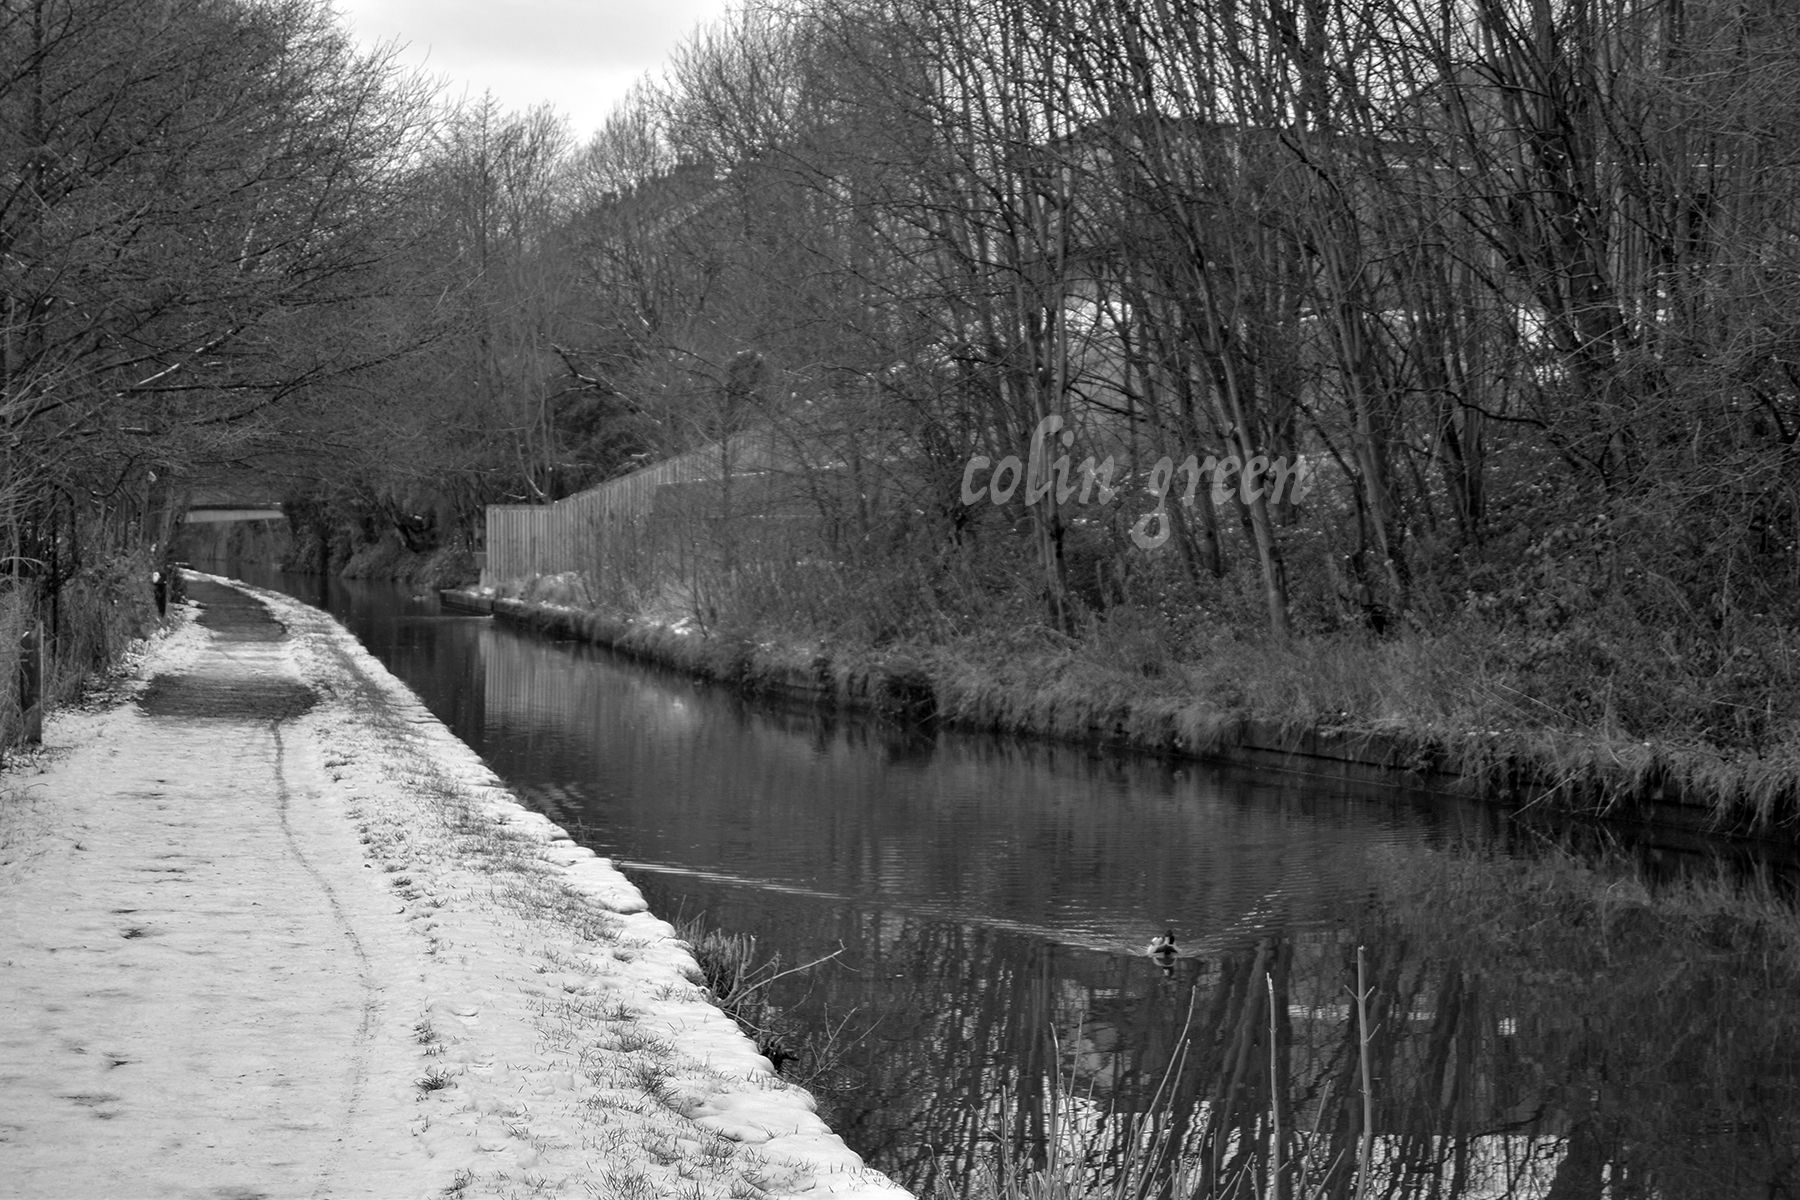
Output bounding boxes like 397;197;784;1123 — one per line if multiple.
331;0;732;145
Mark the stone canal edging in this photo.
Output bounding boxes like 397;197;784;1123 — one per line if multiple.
443;589;1791;844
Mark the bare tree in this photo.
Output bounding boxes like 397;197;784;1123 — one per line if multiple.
0;0;431;613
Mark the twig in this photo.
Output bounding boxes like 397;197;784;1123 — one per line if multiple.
733;946;846;999
1354;944;1374;1200
1268;971;1282;1200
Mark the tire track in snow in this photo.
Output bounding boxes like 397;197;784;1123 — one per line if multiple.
267;718;378;1199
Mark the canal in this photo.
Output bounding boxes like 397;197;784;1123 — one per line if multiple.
216;565;1800;1198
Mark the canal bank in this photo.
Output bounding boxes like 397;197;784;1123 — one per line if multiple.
0;574;906;1199
443;587;1796;843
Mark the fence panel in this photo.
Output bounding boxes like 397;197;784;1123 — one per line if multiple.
482;429;816;591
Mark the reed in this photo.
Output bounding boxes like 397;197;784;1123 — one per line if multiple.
938;961;1380;1200
674;913;850;1086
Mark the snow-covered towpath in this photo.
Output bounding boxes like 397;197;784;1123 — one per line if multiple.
0;575;909;1200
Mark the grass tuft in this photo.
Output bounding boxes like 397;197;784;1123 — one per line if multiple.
416;1066;455;1094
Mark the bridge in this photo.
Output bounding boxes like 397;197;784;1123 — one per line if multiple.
181;488;284;525
182;504;285;524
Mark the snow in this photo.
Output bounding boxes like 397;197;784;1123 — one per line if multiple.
0;574;910;1199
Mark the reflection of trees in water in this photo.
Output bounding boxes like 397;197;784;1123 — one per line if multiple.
834;918;1074;1193
827;856;1800;1199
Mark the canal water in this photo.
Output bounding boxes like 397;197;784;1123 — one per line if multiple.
219;566;1800;1198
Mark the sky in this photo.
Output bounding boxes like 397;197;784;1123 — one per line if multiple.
330;0;734;146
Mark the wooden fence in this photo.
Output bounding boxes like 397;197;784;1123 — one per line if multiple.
483;428;810;588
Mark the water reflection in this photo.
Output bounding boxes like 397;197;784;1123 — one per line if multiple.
213;565;1800;1198
988;852;1800;1200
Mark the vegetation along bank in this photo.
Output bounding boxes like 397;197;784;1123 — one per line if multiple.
448;576;1796;844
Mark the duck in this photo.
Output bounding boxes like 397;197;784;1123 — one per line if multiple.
1146;930;1178;962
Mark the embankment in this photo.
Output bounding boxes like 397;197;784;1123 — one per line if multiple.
444;590;1800;844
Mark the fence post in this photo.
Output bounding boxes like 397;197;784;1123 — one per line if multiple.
20;620;43;744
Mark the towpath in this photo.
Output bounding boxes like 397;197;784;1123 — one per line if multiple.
0;576;905;1200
